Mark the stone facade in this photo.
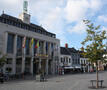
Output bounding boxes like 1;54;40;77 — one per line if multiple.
0;13;60;75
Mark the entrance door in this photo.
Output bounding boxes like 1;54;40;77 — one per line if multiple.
33;58;39;75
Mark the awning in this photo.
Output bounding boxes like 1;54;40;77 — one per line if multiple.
75;66;81;69
64;66;74;69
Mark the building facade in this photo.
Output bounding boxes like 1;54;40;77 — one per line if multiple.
60;45;81;73
0;11;60;75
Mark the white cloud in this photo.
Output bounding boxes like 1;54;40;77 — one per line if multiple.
0;0;23;16
68;21;86;34
0;0;104;46
39;7;65;34
98;15;107;22
90;0;102;11
64;0;89;22
64;0;102;23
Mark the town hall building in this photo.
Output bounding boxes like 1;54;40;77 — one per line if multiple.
0;1;60;76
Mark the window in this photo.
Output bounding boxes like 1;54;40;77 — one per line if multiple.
61;58;63;63
66;57;68;63
6;58;12;64
17;36;23;56
69;58;71;63
7;33;14;53
64;57;65;63
6;67;12;73
16;58;22;64
81;60;83;64
46;42;48;54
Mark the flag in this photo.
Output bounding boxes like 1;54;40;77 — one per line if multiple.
22;37;26;48
35;40;39;48
30;38;34;48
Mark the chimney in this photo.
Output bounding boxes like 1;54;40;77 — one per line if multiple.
65;43;68;48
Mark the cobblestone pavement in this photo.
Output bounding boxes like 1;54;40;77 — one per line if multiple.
0;71;107;90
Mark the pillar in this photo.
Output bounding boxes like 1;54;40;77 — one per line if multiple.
3;32;8;74
46;59;49;75
52;43;57;74
22;56;25;73
30;58;33;74
48;42;51;56
43;41;46;54
12;58;16;74
22;37;26;73
39;58;41;73
12;35;17;74
30;38;34;75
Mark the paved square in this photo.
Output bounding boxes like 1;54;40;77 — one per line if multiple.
0;71;107;90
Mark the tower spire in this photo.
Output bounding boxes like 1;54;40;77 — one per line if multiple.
19;0;30;24
23;0;28;13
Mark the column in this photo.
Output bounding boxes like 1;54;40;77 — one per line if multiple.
30;58;33;74
48;43;51;56
22;50;25;73
30;41;34;75
4;32;8;54
30;37;34;75
3;32;8;74
12;35;17;74
22;37;26;73
52;44;56;74
43;41;46;54
39;58;41;73
46;59;48;75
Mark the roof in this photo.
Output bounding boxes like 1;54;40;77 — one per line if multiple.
60;47;79;55
0;14;56;38
60;47;71;55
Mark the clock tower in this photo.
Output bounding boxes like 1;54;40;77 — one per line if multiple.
19;0;30;24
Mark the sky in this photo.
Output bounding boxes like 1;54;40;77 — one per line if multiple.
0;0;107;49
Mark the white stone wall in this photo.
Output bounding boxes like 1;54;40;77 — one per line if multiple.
0;22;60;75
60;55;72;67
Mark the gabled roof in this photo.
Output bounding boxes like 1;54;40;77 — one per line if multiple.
60;47;71;55
60;47;79;55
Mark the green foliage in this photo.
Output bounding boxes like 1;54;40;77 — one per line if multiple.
0;52;6;68
81;20;107;63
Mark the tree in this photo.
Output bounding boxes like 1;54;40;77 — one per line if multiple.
81;20;107;88
0;52;6;71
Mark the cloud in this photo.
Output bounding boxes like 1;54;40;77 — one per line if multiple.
68;21;86;34
98;15;107;22
0;0;104;46
64;0;88;22
64;0;102;23
0;0;23;15
39;7;64;34
30;0;102;35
